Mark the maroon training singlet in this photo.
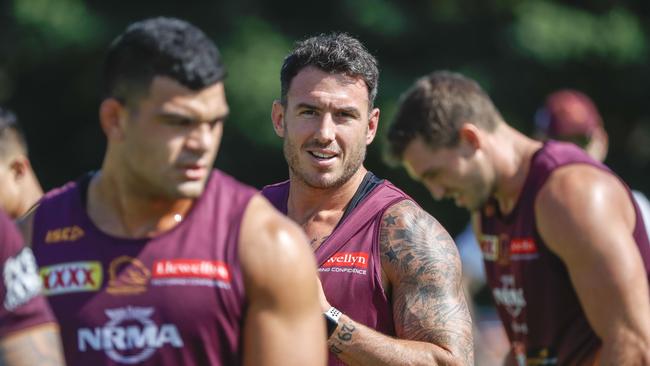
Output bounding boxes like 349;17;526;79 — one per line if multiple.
478;141;650;365
31;170;256;366
0;209;55;337
262;177;409;366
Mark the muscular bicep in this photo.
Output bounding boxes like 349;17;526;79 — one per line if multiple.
536;166;650;343
240;196;326;366
0;324;65;366
380;200;473;364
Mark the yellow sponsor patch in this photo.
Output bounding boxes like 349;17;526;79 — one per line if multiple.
40;261;102;296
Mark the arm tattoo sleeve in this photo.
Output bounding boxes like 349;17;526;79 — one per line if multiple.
380;200;474;364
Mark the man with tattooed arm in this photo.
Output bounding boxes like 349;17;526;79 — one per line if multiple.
262;33;473;366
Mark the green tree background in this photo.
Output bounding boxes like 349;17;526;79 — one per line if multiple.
1;0;649;234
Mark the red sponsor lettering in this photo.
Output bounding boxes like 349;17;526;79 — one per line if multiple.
54;270;67;288
322;252;369;269
82;268;96;286
510;238;537;255
40;261;103;295
152;259;231;282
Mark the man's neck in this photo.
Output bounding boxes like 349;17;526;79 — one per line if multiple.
491;125;543;215
286;168;367;247
15;174;43;219
87;170;194;238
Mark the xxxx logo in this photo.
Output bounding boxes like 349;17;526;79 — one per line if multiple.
40;261;102;296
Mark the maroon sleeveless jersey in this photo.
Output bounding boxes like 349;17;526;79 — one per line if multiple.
262;178;408;366
0;209;55;337
31;170;256;366
479;141;650;365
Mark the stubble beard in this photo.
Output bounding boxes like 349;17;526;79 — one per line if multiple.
283;136;366;190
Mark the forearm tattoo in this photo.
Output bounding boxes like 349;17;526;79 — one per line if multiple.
329;322;356;355
380;200;474;365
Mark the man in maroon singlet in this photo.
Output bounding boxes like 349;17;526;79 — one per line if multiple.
0;209;64;365
17;17;326;366
387;71;650;365
263;33;473;365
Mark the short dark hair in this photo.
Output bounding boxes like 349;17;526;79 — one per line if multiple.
103;17;225;104
0;107;27;159
280;32;379;107
387;71;503;160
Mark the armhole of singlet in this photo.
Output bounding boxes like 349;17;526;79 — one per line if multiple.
335;171;384;229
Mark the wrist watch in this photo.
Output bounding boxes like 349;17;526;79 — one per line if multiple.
324;306;342;338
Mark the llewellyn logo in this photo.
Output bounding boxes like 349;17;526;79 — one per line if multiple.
40;261;102;296
151;259;232;289
322;252;369;269
107;256;150;295
45;226;84;243
152;259;230;281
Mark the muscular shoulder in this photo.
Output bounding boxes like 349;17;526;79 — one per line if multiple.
239;194;316;292
378;199;461;285
537;165;634;226
536;164;636;253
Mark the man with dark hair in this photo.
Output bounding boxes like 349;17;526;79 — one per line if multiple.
262;33;473;366
0;108;43;218
19;17;326;366
0;208;65;366
387;71;650;365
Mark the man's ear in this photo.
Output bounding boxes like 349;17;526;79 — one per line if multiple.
458;123;482;154
366;107;380;145
9;156;29;180
271;100;285;138
99;98;127;141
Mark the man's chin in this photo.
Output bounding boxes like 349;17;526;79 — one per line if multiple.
301;173;347;190
173;181;207;199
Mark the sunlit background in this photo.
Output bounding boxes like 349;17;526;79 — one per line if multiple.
1;0;649;235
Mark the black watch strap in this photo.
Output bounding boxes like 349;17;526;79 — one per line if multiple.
324;307;342;338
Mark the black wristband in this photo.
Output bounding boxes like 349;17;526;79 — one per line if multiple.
324;307;342;338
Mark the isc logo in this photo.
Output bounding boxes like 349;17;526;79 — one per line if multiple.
45;225;84;243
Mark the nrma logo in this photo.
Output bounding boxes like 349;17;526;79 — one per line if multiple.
77;306;183;364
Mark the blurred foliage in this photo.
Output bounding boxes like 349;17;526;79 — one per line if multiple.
512;1;647;64
1;0;649;234
13;0;107;48
222;17;290;148
343;0;409;36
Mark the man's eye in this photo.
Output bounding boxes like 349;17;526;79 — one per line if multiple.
300;110;317;116
209;119;224;128
169;118;193;126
